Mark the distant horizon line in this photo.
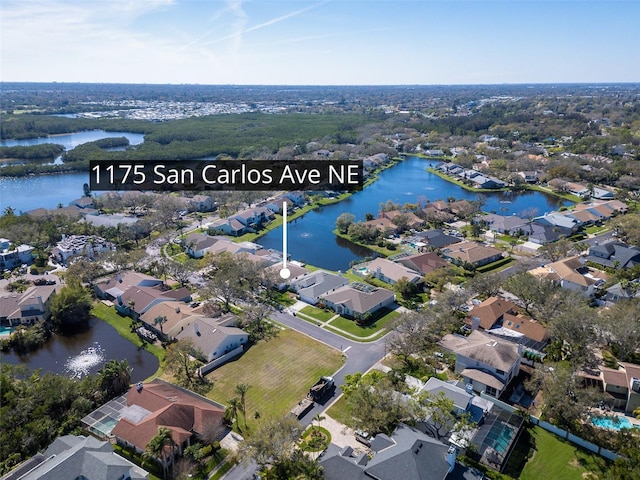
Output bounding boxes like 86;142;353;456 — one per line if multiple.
2;81;640;87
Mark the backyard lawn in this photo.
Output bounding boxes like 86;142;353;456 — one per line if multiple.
204;329;344;431
519;427;609;480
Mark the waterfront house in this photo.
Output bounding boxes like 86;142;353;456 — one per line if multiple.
352;257;421;285
116;284;191;319
0;285;57;326
394;252;448;275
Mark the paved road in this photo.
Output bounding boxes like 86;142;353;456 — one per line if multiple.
221;311;389;480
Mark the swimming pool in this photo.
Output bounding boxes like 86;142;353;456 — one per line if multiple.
591;415;639;430
0;326;14;337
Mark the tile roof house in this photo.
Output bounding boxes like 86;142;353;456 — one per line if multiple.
528;255;609;296
319;423;482;480
394;252;449;275
1;434;149;480
0;285;58;326
439;331;522;398
441;241;503;268
320;282;395;318
290;270;349;305
353;257;421;285
111;379;226;468
586;242;640;270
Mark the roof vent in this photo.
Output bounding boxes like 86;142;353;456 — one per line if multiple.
194;323;201;336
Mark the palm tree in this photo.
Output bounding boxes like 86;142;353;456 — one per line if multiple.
144;427;175;479
234;383;250;428
153;315;168;334
226;398;242;431
99;359;132;397
312;413;325;431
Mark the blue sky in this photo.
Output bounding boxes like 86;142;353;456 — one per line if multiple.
1;0;638;84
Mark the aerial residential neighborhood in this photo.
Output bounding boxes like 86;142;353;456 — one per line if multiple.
1;1;640;478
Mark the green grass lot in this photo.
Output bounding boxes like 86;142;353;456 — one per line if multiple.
326;396;351;426
326;307;398;340
584;225;610;235
519;427;609;480
300;305;336;322
205;329;344;432
333;229;401;258
91;302;165;376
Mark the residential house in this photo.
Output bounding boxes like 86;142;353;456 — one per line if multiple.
175;315;248;363
439;330;522;398
352;257;421;285
0;239;34;270
231;206;274;229
284;191;307;206
564;182;590;198
480;215;529;236
605;280;640;302
411;377;525;474
465;297;519;332
319;423;482;480
380;210;425;230
112;379;226;470
586;242;640;270
51;235;115;265
0;435;148;480
412;229;462;250
186;194;216;212
266;262;310;290
533;213;581;232
208;217;246;236
528;256;609;296
521;222;568;245
599;362;640;415
115;284;192;319
361;217;399;236
441;241;504;268
517;171;540;183
394;252;448;275
320;282;395;318
0;285;57;326
183;233;218;258
290;270;349;305
94;271;164;300
139;301;197;337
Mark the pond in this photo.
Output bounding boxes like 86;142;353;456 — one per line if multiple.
2;317;159;382
258;156;571;270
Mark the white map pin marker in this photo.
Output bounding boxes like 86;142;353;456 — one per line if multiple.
280;201;290;279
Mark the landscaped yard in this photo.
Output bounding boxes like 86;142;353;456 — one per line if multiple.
299;305;336;322
204;329;344;431
518;427;609;480
326;307;399;340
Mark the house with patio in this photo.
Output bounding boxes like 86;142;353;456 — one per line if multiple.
0;239;34;270
598;362;640;415
439;330;522;398
115;284;192;319
94;271;164;300
208;217;246;236
111;379;226;472
320;282;395;319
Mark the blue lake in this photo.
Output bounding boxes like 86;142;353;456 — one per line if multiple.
258;156;571;270
0;130;144;212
